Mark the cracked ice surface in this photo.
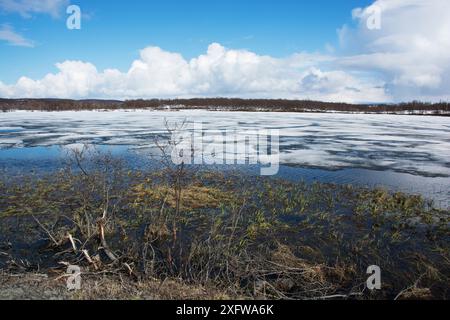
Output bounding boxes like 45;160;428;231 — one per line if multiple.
1;110;449;178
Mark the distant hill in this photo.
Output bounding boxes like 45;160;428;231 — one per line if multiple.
1;98;449;115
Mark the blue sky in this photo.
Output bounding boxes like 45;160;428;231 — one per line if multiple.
0;0;449;103
0;0;372;82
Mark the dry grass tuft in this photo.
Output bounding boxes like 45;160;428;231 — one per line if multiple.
132;184;234;210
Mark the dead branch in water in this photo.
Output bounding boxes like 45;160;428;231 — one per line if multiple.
98;209;118;263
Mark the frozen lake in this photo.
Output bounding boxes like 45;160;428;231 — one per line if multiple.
1;110;449;208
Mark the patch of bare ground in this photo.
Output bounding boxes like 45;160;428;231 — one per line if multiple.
0;273;68;300
0;273;238;300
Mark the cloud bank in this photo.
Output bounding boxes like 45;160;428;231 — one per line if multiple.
0;43;388;103
1;0;449;103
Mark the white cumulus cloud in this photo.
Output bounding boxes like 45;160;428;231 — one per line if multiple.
338;0;450;101
0;43;389;103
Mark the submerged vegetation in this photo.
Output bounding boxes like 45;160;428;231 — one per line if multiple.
0;148;448;300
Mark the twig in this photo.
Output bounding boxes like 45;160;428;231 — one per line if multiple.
32;215;59;246
67;233;77;252
82;249;98;270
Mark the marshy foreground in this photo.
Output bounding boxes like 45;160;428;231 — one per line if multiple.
0;149;449;300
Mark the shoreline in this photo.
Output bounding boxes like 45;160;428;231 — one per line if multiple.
1;98;449;116
2;107;450;116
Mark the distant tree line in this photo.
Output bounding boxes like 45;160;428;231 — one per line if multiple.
1;98;449;115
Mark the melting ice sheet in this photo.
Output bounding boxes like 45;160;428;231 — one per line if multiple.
0;110;449;207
